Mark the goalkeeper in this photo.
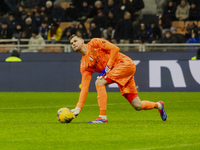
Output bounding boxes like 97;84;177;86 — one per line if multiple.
69;35;167;123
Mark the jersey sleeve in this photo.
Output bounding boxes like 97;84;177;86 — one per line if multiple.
76;71;92;108
91;38;119;67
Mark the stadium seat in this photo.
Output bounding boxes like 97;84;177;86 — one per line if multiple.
60;22;72;31
171;21;185;34
84;22;90;34
184;21;198;27
60;2;70;10
198;21;200;27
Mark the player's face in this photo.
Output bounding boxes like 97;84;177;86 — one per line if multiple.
70;36;83;52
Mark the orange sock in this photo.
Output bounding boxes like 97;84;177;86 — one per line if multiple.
96;85;107;115
141;101;158;110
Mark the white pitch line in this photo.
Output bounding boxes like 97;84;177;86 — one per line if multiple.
127;143;200;150
0;103;128;110
0;100;200;110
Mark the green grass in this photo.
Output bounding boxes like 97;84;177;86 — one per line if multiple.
0;92;200;150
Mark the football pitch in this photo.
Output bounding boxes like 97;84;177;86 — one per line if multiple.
0;92;199;150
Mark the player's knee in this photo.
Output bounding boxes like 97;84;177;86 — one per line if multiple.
131;98;142;111
95;79;101;86
134;105;142;111
95;78;108;86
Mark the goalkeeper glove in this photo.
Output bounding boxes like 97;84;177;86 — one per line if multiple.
98;65;111;79
71;107;81;118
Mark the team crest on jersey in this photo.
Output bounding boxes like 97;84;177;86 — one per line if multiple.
101;40;106;47
92;49;97;55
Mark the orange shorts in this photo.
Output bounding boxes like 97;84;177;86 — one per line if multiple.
106;75;138;96
106;58;138;96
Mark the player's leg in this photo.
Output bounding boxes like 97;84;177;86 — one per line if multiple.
127;95;161;111
124;93;167;121
121;77;167;121
88;77;109;123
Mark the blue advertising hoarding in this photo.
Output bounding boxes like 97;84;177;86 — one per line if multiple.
0;52;199;92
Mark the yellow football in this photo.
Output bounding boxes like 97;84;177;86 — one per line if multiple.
57;108;73;123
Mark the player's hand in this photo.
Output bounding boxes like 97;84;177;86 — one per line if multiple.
98;65;110;79
71;107;81;118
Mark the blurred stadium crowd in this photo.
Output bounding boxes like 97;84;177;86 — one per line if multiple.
0;0;200;46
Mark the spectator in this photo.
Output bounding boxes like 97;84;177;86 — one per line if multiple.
23;0;41;9
103;0;118;18
132;19;140;41
114;11;133;44
147;20;162;43
186;29;200;43
170;27;187;43
89;22;102;38
61;29;72;43
23;17;37;39
91;0;104;18
175;0;190;21
191;48;200;60
104;11;118;30
185;21;198;39
8;13;18;32
5;0;17;12
189;3;200;21
118;0;132;20
154;30;177;51
12;24;23;39
76;22;88;39
131;0;144;20
48;22;63;43
78;1;93;22
62;21;77;39
186;29;200;51
20;11;28;26
155;31;176;45
135;23;149;43
164;0;177;21
22;29;45;53
93;9;107;30
102;26;115;42
172;0;181;6
44;1;53;18
38;21;49;40
64;2;80;21
32;10;43;28
52;1;65;22
0;0;9;16
76;30;83;38
5;50;22;62
43;15;54;25
15;5;25;21
36;0;47;8
156;8;171;30
0;22;13;39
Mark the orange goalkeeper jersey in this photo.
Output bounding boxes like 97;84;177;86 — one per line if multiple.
76;38;136;108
